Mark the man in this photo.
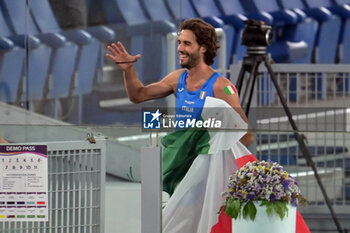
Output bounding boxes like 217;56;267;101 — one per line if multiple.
106;18;253;146
106;18;310;233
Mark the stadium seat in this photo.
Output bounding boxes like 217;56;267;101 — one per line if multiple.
0;0;78;103
30;0;114;98
214;0;252;62
194;0;282;63
1;0;114;123
0;8;26;103
237;0;314;63
0;0;51;103
334;0;350;4
309;0;350;63
139;0;173;22
279;0;342;63
279;0;343;98
165;0;199;21
101;0;175;83
215;0;314;63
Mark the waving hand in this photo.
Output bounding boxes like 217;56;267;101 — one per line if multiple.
106;41;141;71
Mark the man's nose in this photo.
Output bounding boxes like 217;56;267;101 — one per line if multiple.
177;44;184;52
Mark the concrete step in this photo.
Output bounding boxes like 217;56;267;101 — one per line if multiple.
302;213;350;233
104;175;141;233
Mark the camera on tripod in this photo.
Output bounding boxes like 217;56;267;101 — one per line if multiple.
241;20;273;55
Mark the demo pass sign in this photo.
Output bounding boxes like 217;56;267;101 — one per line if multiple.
0;145;48;221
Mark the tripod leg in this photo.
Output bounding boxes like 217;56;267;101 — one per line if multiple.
245;62;260;117
235;63;247;93
263;58;344;233
238;61;260;116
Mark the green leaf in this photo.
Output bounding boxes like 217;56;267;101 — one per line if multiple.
260;200;269;206
225;199;242;219
273;201;287;220
261;201;273;216
243;201;257;221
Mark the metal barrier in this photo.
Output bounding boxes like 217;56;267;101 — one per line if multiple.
228;63;350;227
0;139;106;233
230;63;350;107
254;109;350;213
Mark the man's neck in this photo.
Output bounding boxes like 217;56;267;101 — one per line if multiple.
187;63;214;81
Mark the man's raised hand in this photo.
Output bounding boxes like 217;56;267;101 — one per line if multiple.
106;41;141;71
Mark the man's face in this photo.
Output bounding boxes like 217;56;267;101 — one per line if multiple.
177;29;203;69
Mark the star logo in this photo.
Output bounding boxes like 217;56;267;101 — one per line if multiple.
143;109;162;129
150;109;162;122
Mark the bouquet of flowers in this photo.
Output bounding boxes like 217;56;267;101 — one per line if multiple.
223;160;307;221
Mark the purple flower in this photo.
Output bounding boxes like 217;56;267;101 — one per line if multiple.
247;192;255;200
224;160;306;207
282;179;290;189
269;194;276;202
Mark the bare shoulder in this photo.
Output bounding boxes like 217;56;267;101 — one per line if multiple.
213;76;240;107
164;69;186;80
213;76;236;93
160;69;185;90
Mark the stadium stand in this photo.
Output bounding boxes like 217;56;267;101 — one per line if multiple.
331;0;350;63
139;0;234;69
0;0;51;103
237;0;315;63
279;0;342;63
1;0;114;122
0;0;78;103
303;0;350;63
29;0;113;99
0;9;27;103
101;0;175;83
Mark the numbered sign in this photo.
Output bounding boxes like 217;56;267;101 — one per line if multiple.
0;145;48;221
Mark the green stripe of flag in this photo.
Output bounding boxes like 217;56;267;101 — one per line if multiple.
224;85;237;95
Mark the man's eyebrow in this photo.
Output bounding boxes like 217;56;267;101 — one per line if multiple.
178;39;191;44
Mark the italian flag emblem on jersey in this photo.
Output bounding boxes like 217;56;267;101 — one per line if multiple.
224;85;237;95
200;91;206;99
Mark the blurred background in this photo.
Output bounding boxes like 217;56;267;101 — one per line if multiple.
0;0;349;232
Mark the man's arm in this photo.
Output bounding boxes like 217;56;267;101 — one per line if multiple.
0;135;8;143
106;41;181;103
213;77;254;146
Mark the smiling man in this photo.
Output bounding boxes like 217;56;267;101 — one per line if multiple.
106;18;253;146
106;18;253;196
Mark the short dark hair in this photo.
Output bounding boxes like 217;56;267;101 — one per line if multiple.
178;18;219;66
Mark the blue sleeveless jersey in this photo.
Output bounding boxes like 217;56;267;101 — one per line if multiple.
175;70;221;121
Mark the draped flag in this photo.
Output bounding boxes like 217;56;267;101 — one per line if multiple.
162;97;310;233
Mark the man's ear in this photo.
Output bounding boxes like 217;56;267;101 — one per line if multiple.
200;45;207;54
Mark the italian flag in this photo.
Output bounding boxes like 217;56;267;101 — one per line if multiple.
224;85;237;95
162;97;310;233
200;91;206;100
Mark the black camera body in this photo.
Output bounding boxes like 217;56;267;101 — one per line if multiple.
241;20;273;48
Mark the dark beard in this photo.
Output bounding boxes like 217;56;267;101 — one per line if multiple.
180;50;201;69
